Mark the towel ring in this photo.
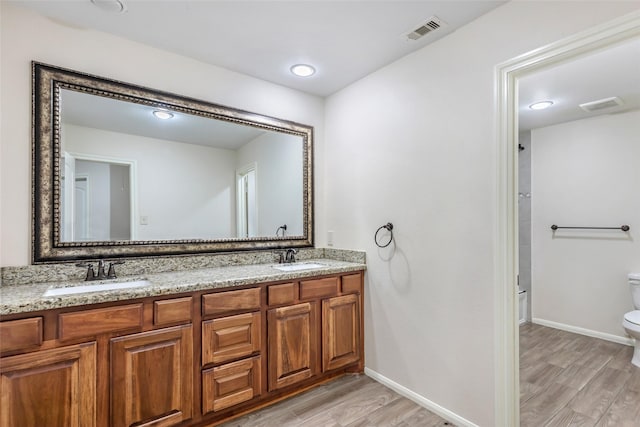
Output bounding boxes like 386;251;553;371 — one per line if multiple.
374;223;394;248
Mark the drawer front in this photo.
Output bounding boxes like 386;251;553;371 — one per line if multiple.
299;277;339;300
154;297;193;326
202;287;261;317
268;283;297;306
202;312;261;366
202;356;261;413
58;304;143;340
0;317;43;354
341;273;362;295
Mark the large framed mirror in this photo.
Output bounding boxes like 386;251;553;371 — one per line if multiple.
33;62;313;263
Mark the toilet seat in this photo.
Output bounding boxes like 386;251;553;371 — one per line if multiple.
624;310;640;326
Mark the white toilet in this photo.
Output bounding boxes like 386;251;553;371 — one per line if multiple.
623;272;640;367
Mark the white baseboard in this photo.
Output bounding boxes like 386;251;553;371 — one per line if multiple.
364;367;479;427
532;318;635;346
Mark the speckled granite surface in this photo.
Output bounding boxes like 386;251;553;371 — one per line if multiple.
0;250;366;316
1;248;364;287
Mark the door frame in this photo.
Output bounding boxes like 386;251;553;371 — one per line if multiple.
67;152;138;240
493;11;640;426
236;162;258;238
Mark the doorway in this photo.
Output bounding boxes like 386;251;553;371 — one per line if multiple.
236;163;258;238
61;152;137;241
494;12;640;426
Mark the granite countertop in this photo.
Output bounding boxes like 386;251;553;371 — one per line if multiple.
0;259;366;316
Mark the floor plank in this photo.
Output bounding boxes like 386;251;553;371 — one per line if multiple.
219;323;638;426
218;375;453;427
520;323;640;427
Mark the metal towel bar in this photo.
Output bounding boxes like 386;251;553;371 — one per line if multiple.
550;224;630;231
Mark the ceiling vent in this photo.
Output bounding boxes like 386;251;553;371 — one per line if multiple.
405;16;446;41
579;96;624;112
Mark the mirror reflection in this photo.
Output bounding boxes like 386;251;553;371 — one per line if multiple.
59;89;303;242
32;62;313;262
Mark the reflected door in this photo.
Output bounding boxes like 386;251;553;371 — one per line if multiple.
61;154;134;242
237;165;257;238
74;176;89;240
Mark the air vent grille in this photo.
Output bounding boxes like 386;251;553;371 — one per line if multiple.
579;96;624;112
406;16;445;41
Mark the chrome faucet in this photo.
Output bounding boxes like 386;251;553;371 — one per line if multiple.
76;260;124;281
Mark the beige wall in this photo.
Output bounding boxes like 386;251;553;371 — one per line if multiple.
0;2;325;266
531;110;640;339
323;2;639;425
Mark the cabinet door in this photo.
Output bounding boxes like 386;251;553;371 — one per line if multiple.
111;325;193;427
268;302;318;391
322;294;360;371
0;342;96;427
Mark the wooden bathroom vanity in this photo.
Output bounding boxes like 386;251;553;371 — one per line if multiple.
0;265;364;427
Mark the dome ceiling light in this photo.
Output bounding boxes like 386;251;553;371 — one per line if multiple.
290;64;316;77
90;0;127;13
152;110;174;120
529;100;554;110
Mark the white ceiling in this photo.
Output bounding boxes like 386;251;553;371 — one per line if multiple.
62;89;266;149
518;37;640;131
12;0;640;133
13;0;505;97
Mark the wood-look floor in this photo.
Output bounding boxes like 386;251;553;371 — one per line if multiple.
218;374;454;427
220;323;639;427
520;323;640;427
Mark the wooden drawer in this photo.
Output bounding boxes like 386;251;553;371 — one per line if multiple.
202;356;261;413
202;287;261;317
202;312;261;366
58;304;143;340
0;317;43;354
300;277;339;300
341;273;362;294
268;283;297;305
154;297;193;326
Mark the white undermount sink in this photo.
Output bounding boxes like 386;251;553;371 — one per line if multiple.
43;279;151;297
273;262;325;272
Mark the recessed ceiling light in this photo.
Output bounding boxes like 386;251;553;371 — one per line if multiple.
152;110;174;120
529;101;554;110
90;0;127;13
290;64;316;77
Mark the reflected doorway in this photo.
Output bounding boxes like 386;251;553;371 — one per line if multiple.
61;152;136;241
74;175;89;240
237;163;258;238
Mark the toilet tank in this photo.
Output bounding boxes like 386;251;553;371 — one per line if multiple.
630;273;640;309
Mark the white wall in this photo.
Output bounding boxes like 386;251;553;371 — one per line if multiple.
0;2;325;266
237;132;303;237
109;163;131;241
531;110;640;339
75;159;111;241
65;124;237;240
323;2;639;426
519;131;532;320
3;1;640;426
